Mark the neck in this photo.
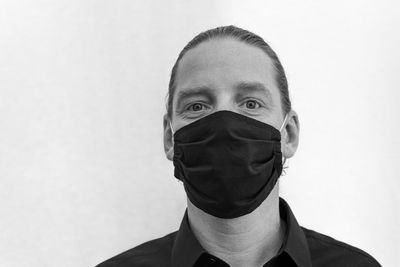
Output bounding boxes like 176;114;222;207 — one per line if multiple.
187;185;285;267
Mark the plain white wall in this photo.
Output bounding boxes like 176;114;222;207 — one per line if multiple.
0;1;398;266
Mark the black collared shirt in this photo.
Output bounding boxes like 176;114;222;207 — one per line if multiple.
96;198;381;267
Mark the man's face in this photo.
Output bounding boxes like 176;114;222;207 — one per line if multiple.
164;38;299;160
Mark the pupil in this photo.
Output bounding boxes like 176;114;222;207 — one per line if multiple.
193;104;202;111
247;101;255;108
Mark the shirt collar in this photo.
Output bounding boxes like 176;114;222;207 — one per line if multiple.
171;210;206;267
171;198;312;267
278;198;312;267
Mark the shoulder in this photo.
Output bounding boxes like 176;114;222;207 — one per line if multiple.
95;231;177;267
302;227;381;267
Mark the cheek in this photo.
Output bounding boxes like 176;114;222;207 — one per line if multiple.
258;113;283;131
171;120;190;134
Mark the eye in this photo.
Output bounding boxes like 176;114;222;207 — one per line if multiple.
187;103;205;112
244;100;260;109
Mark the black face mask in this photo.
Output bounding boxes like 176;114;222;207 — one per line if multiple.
172;110;283;219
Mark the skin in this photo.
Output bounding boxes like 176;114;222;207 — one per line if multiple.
163;38;300;267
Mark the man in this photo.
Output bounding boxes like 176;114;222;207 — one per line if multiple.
97;26;380;267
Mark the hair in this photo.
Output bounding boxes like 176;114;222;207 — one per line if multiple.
166;25;291;119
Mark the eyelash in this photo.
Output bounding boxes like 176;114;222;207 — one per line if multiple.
186;102;208;112
185;99;263;112
240;99;263;110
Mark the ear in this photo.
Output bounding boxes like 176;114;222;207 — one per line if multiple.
281;110;300;159
163;114;174;161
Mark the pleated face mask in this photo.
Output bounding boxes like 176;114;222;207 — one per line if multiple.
172;110;284;219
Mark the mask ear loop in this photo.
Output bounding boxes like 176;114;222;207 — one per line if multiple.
169;120;175;135
280;114;289;175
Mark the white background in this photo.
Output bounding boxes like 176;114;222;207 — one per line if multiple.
0;1;399;266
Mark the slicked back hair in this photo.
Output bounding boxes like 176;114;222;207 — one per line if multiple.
166;25;291;119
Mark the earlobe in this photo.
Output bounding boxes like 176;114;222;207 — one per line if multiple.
163;114;174;161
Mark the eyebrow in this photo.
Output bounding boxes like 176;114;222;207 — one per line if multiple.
234;81;273;103
174;81;273;110
175;86;214;109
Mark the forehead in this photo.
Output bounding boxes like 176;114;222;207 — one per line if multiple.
175;38;277;92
